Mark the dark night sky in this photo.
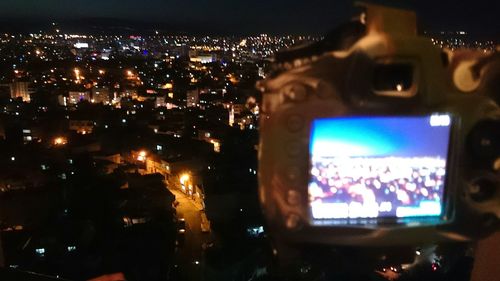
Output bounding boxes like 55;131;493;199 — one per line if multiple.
0;0;498;37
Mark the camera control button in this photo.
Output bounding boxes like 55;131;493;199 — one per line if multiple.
285;213;302;230
285;141;302;157
287;114;305;132
287;190;301;206
469;177;498;202
282;83;308;102
286;166;301;181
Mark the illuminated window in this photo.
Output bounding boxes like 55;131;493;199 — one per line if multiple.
35;248;45;257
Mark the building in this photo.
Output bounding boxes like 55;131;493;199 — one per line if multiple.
69;120;94;134
10;82;33;102
58;95;68;106
68;91;91;105
232;104;246;115
120;88;139;100
155;96;167;108
91;87;111;104
189;50;217;64
145;156;171;178
22;128;35;144
258;67;266;78
93;153;122;174
198;130;221;153
187;89;200;107
172;44;190;58
229;106;235;126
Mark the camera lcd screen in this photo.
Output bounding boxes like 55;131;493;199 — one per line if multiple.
309;115;452;221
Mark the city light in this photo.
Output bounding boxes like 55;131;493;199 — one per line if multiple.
137;150;147;162
210;139;221;153
35;248;45;256
0;8;495;279
180;174;190;185
74;68;81;83
162;82;173;89
53;137;68;145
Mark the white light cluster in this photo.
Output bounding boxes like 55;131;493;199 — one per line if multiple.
430;114;451;127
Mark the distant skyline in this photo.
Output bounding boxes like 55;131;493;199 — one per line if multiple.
0;0;498;37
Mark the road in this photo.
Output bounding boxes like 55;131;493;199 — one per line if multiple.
169;188;210;281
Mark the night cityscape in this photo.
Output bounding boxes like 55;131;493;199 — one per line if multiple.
0;1;498;281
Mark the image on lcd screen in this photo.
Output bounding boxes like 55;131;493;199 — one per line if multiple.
309;115;452;220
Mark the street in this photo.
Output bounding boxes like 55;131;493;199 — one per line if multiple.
169;187;210;281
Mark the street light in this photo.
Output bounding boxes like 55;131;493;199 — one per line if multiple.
180;174;190;185
53;136;67;146
137;150;147;162
74;68;81;83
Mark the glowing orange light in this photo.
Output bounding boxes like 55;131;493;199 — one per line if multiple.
162;83;173;89
180;174;190;185
136;150;147;161
53;137;67;145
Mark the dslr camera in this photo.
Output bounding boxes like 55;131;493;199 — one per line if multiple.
257;3;499;276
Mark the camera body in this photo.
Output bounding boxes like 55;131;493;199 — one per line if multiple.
257;4;499;251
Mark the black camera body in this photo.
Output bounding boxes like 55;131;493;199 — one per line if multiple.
257;4;499;253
